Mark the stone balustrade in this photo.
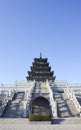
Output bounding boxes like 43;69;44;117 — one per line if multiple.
64;86;81;116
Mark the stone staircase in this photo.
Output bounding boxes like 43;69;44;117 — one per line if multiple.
53;92;79;118
2;92;25;118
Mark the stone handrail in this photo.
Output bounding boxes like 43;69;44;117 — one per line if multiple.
46;80;57;118
23;81;35;117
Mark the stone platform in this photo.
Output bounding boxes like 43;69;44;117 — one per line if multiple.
0;118;81;130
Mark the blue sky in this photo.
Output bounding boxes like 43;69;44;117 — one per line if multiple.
0;0;81;84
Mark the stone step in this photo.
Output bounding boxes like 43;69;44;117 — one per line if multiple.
0;118;51;124
0;124;81;130
75;94;81;105
52;117;81;124
0;118;81;124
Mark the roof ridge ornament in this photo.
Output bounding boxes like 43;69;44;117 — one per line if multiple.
40;52;42;58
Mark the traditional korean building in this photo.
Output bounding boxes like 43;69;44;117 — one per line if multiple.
0;54;81;122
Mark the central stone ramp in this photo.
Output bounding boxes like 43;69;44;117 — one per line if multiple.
54;92;79;117
2;92;25;118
